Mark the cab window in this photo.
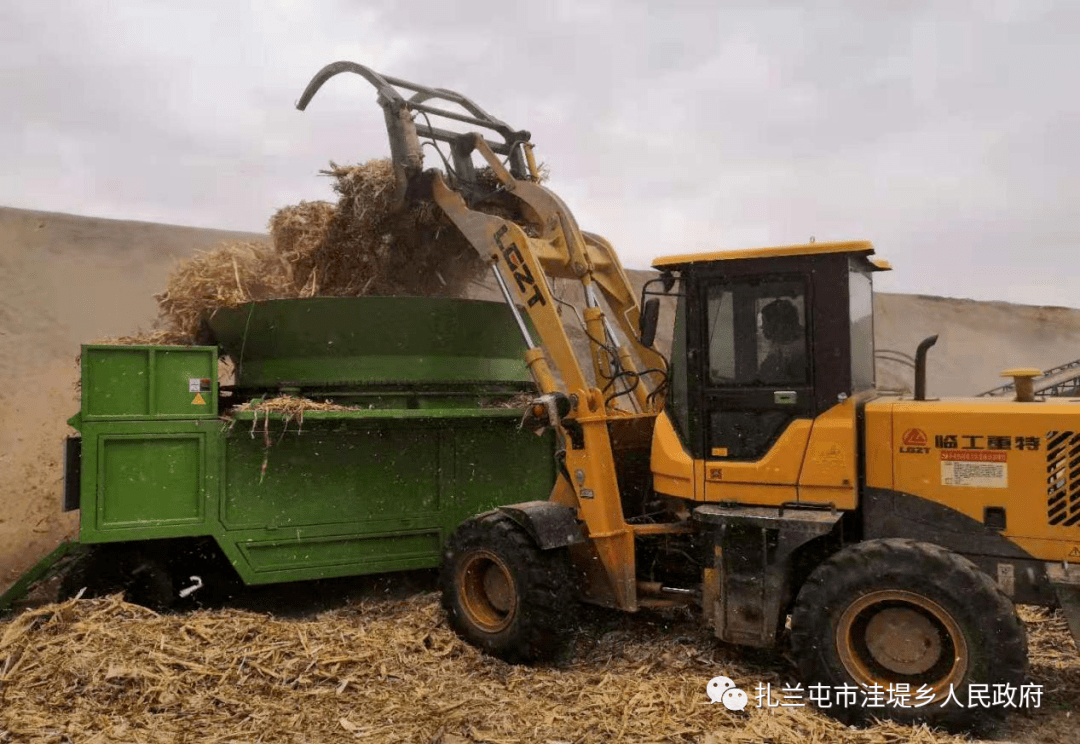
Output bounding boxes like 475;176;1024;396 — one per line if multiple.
706;280;808;387
849;263;874;391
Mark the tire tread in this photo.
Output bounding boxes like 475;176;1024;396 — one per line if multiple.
790;538;1027;732
440;512;577;663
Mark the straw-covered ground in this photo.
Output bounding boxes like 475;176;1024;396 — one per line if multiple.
0;589;1074;744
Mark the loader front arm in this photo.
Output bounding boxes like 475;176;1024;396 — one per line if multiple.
297;61;670;611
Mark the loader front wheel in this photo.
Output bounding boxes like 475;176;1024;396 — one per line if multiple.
790;539;1027;733
441;512;576;663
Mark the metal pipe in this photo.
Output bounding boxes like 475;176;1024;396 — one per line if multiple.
523;142;539;180
585;285;622;345
415;125;515;155
601;316;621;349
585;284;620;343
584;285;619;381
296;61;404;111
586;284;648;411
384;75;463;102
636;580;697;597
392;75;525;140
1015;376;1036;403
491;265;536;348
408;101;504;131
914;334;939;401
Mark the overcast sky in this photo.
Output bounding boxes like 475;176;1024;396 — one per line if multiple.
2;1;1077;306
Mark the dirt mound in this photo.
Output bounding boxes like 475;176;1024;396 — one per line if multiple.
0;207;267;589
873;293;1080;396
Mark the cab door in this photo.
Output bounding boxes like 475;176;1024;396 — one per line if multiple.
697;275;815;505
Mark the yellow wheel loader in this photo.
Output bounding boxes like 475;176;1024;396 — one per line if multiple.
299;62;1080;731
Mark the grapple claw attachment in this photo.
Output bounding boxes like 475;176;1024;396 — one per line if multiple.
296;61;533;209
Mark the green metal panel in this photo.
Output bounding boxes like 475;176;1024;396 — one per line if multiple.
215;411;555;585
449;422;557;526
72;408;554;584
153;348;218;415
82;345;217;420
78;420;219;542
222;424;442;530
238;530;442;573
83;347;150;417
70;411;555;583
99;437;203;527
206;297;534;390
62;304;557;590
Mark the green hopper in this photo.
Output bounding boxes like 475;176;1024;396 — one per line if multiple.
1;297;555;611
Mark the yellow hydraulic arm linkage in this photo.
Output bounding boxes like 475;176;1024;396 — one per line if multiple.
298;62;669;610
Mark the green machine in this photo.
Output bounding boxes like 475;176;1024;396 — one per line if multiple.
2;297;555;611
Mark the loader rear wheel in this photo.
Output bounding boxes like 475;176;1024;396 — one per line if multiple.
790;539;1027;732
441;512;577;663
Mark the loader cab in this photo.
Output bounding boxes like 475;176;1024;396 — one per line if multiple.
653;241;888;464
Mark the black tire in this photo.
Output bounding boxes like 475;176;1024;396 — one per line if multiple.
790;539;1027;733
59;545;175;612
440;512;577;663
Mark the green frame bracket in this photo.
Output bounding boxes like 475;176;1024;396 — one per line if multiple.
0;541;83;614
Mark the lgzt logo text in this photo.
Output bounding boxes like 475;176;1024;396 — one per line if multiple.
494;225;546;307
900;427;930;454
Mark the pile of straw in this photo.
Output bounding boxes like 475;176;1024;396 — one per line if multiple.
225;393;531;423
155;241;295;341
89;329;195;347
1020;604;1078;663
480;392;535;409
8;593;1046;744
318;162;488;298
228;395;359;417
225;395;359;435
154;160;489;341
222;396;361;481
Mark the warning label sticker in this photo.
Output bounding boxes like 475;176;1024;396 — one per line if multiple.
941;450;1007;489
191;393;207;406
189;377;211;393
